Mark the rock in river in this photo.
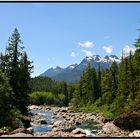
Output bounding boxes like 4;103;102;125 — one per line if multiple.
72;128;86;135
129;130;140;137
1;133;33;137
53;120;62;127
40;120;47;125
113;112;140;131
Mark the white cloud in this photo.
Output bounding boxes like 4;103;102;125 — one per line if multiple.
70;52;76;57
122;45;135;57
78;41;94;48
82;50;93;57
102;45;113;54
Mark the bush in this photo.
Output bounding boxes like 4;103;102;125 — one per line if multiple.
29;92;65;106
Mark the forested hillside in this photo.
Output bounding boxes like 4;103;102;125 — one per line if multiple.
29;76;75;106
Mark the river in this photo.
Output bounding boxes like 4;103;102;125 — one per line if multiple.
28;105;102;137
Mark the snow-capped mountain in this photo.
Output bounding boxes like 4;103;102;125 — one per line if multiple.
40;55;120;83
65;64;78;70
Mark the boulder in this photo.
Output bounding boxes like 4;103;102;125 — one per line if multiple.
72;128;86;135
1;133;33;137
85;129;96;137
10;127;33;135
129;130;140;137
62;126;76;132
75;122;81;125
10;128;25;134
97;122;128;137
53;127;60;132
73;134;86;137
53;120;62;127
28;112;34;117
113;112;140;131
19;115;31;128
61;107;68;112
28;105;38;110
30;122;40;127
40;120;47;124
0;129;7;136
102;122;122;134
25;127;33;134
41;132;54;137
48;125;53;128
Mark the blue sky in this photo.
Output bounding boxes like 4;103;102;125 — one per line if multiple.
0;3;140;77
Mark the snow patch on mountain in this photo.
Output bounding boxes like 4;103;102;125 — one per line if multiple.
67;64;78;69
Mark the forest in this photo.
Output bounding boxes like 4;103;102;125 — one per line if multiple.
0;27;140;132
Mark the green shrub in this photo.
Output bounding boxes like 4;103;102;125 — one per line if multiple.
29;92;65;106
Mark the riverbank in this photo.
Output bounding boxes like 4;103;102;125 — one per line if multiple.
1;105;139;137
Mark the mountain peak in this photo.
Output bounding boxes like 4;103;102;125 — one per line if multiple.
104;55;120;62
54;66;62;69
66;64;78;69
84;55;101;61
109;55;119;59
104;55;109;59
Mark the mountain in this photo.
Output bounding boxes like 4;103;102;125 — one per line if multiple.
40;55;120;83
40;66;64;77
65;64;78;71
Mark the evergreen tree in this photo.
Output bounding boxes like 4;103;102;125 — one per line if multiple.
133;36;140;93
19;52;33;114
75;64;99;104
97;64;102;100
3;28;33;114
101;70;113;104
110;61;119;97
5;28;23;109
101;62;118;105
61;82;69;106
128;51;135;100
134;31;140;49
0;68;20;128
68;84;75;101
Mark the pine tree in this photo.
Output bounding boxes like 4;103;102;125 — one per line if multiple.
19;52;33;114
0;52;9;73
3;28;33;114
75;64;99;104
101;69;112;104
134;31;140;49
97;64;102;100
61;82;69;106
5;28;23;110
110;61;119;97
133;33;140;93
128;51;135;100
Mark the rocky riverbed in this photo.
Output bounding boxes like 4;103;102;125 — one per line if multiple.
1;105;139;137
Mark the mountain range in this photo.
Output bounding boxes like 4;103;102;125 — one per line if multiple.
40;55;121;83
